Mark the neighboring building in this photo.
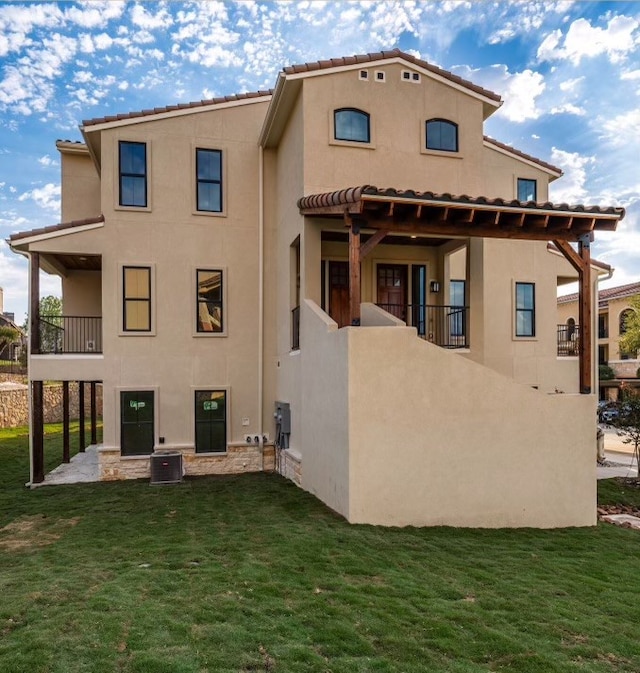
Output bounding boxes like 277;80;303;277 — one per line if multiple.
558;281;640;395
0;287;25;362
10;50;625;528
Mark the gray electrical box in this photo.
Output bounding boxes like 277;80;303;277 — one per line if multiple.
274;401;291;449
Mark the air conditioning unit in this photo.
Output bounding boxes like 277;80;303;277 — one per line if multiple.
150;451;183;485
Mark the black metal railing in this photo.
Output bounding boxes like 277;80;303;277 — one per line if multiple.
557;323;579;356
376;303;469;348
38;315;103;354
291;306;300;350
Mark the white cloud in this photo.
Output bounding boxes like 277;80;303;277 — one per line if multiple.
621;69;640;81
549;103;586;116
130;3;173;31
599;108;640;147
559;76;584;92
64;1;125;29
37;155;57;167
548;148;595;204
537;16;640;65
18;183;60;213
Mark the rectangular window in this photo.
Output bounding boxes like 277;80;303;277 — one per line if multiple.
515;282;535;337
196;148;222;212
450;279;466;338
119;141;147;207
196;269;223;333
195;390;227;453
517;178;537;202
123;266;151;332
121;390;154;456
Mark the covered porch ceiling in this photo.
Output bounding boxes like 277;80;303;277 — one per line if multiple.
298;185;626;395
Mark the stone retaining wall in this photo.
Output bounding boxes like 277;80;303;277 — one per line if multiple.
0;382;103;429
280;448;302;486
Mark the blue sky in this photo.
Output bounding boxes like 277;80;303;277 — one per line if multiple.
0;0;639;322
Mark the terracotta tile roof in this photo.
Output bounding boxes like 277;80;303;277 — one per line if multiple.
559;281;640;306
9;215;105;242
82;90;273;127
297;185;625;219
282;49;502;103
484;136;562;175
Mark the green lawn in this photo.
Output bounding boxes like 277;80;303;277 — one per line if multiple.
1;426;640;673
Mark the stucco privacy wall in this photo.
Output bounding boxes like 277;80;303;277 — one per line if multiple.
345;323;595;528
0;382;103;429
298;301;350;518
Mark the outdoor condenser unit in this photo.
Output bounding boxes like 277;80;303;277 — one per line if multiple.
150;451;183;485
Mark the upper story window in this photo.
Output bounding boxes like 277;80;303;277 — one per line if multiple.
515;282;535;337
334;108;370;143
196;148;222;212
518;178;537;202
119;141;147;207
197;269;223;333
123;266;151;332
425;119;458;152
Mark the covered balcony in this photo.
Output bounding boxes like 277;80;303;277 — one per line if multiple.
298;186;625;394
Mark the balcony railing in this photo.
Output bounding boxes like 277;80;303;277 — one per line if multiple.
38;315;103;354
557;323;579;357
376;303;469;349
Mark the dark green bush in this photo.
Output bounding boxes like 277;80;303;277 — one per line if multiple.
599;364;615;380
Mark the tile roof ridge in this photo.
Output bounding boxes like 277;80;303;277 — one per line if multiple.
9;214;105;241
82;90;273;127
282;49;502;102
484;136;562;175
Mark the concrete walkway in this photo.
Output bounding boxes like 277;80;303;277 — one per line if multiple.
37;444;101;487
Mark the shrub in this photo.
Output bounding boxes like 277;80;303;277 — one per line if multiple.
599;364;615;381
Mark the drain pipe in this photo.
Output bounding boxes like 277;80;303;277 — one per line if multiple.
258;145;265;465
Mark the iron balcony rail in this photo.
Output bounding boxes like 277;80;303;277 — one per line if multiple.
376;303;469;349
557;323;580;356
38;315;103;354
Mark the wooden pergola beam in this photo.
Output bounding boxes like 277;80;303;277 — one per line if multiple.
360;229;388;259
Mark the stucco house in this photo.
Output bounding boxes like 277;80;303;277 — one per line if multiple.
10;49;625;528
558;281;640;397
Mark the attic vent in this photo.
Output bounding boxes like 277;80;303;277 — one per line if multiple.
358;70;369;81
401;70;421;83
150;451;183;485
374;70;386;82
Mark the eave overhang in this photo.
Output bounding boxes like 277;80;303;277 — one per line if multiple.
298;186;625;243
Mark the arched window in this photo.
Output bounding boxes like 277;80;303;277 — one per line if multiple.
619;309;636;360
334;108;370;143
620;309;633;335
425;119;458;152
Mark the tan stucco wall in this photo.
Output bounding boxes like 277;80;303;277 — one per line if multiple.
58;147;101;222
345;323;596;527
292;300;595;528
298;301;350;517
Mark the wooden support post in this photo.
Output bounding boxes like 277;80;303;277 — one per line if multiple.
62;381;70;463
78;381;85;452
32;381;44;484
348;216;361;326
553;238;593;394
90;381;97;445
30;252;40;355
578;236;592;395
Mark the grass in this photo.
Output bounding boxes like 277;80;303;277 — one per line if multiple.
1;426;640;673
